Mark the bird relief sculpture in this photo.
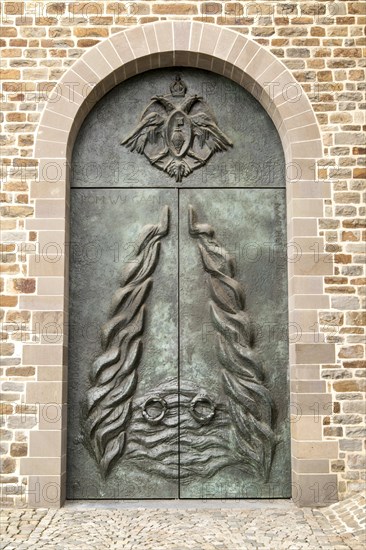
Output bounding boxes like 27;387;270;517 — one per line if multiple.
121;75;233;182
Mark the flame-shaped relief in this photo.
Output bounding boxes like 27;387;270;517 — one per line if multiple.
82;206;170;477
188;205;277;480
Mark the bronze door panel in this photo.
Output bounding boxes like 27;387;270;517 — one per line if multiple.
71;68;285;189
179;189;290;499
67;188;290;499
67;189;179;499
67;68;290;500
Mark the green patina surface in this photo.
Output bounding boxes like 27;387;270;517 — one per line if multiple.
67;69;290;499
71;68;285;189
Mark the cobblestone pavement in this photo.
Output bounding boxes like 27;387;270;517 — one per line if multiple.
1;498;365;550
321;491;366;542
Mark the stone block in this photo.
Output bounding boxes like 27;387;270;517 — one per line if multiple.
292;472;338;507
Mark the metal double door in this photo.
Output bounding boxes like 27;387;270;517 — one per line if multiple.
67;187;290;499
67;67;290;499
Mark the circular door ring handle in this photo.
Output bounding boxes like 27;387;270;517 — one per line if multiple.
141;396;167;424
190;395;216;424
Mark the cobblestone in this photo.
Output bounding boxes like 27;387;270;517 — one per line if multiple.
320;490;366;546
1;496;365;549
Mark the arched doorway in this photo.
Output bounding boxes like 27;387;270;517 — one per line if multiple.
66;68;290;499
31;21;336;507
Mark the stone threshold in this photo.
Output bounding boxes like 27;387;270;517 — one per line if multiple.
64;499;293;510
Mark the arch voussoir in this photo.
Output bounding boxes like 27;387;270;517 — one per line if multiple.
37;22;321;163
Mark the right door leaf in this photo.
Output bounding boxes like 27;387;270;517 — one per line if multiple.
179;189;291;499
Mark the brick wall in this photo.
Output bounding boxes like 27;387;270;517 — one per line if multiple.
1;1;365;506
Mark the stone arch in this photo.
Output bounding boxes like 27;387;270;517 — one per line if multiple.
28;21;337;508
35;21;322;167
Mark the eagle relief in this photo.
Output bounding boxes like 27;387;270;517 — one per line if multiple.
121;75;233;182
